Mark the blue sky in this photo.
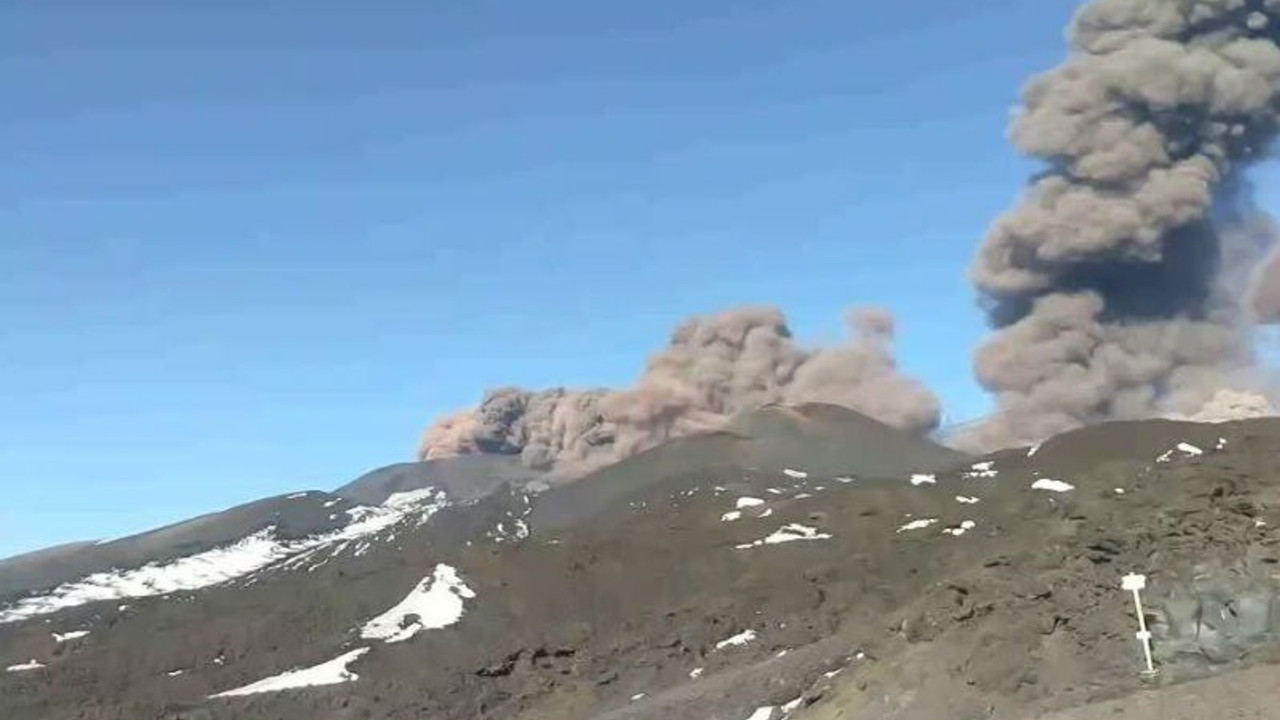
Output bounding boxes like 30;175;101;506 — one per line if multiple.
0;0;1115;558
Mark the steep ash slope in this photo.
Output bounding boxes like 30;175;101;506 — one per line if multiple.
335;454;547;506
0;492;364;605
0;414;1277;720
530;403;967;532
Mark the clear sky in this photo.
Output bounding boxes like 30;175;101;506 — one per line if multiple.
1;0;1124;558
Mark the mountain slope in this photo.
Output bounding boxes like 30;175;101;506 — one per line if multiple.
0;411;1277;720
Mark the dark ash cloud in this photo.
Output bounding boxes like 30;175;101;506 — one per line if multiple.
957;0;1280;451
419;306;941;478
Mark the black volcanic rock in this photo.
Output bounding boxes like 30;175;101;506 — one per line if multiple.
2;412;1279;720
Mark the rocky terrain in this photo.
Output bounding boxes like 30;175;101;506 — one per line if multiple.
0;403;1277;720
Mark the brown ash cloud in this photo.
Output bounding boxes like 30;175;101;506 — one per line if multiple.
418;306;941;478
959;0;1280;451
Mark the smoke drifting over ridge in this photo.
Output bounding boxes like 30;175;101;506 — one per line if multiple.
419;306;941;477
418;0;1280;471
960;0;1280;450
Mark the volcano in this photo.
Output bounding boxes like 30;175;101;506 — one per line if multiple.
2;405;1278;720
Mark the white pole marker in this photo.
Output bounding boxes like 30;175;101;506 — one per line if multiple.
1121;573;1156;675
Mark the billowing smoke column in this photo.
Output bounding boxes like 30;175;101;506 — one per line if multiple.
419;306;941;477
961;0;1280;451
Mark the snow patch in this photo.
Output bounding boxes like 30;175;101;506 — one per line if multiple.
383;488;442;508
167;669;186;677
955;495;980;504
287;492;308;500
721;511;743;523
835;476;856;484
909;473;936;486
943;520;977;537
793;493;813;500
52;630;89;643
714;629;757;651
962;461;998;479
1027;443;1042;457
745;707;776;720
1157;442;1204;463
1031;478;1075;493
735;524;832;549
0;490;451;624
6;660;44;672
782;468;808;479
210;647;370;697
736;497;766;509
359;564;475;643
689;667;704;679
897;518;939;533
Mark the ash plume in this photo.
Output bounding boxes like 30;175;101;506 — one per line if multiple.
1248;242;1280;321
959;0;1280;451
418;306;941;478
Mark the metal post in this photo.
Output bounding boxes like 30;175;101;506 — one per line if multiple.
1121;573;1157;675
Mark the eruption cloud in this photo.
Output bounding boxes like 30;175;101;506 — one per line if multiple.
960;0;1280;451
418;306;941;478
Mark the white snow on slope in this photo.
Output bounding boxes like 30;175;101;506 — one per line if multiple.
1157;442;1204;463
1027;443;1042;457
736;497;766;509
383;488;450;527
943;520;977;537
897;518;939;533
735;524;832;549
956;495;980;504
1031;478;1075;493
782;468;808;479
909;474;936;486
359;564;475;643
384;488;444;509
744;707;775;720
209;647;370;697
0;490;450;624
714;629;757;650
963;462;997;479
721;511;743;523
6;660;44;672
52;630;89;643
